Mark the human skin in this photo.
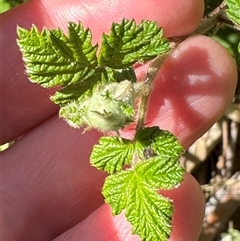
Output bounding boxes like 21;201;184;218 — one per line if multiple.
0;0;238;241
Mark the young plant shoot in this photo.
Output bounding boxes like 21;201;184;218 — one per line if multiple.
17;1;240;239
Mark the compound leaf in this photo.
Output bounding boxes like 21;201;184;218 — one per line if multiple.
98;19;170;69
226;0;240;26
102;126;185;241
90;126;184;177
103;156;181;241
17;20;170;109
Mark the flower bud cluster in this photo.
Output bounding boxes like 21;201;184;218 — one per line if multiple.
60;80;137;132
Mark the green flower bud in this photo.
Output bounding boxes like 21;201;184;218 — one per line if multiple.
60;80;136;132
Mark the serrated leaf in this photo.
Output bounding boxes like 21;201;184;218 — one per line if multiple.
90;136;134;174
140;128;184;189
90;126;184;175
151;130;184;159
17;23;98;88
68;22;98;66
226;0;240;26
135;156;184;189
18;20;169;110
98;19;170;69
135;127;184;160
50;69;99;105
100;126;184;240
48;29;75;61
103;156;182;241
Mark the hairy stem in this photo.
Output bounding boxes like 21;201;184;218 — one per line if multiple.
169;1;235;44
136;50;175;131
193;1;227;35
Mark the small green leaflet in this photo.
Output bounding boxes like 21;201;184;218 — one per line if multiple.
90;136;134;174
17;19;170;108
103;167;173;241
91;127;185;241
98;19;170;68
135;127;184;161
17;23;98;88
225;0;240;26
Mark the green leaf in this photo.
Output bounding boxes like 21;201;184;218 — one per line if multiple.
98;19;170;69
138;128;184;189
103;155;184;241
90;126;184;175
135;156;184;190
17;20;169;110
90;136;134;174
17;23;98;88
50;69;99;105
135;127;184;160
151;130;184;159
100;127;184;240
226;0;240;26
90;126;184;171
67;22;98;66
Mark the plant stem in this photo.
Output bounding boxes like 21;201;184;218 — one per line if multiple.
136;50;174;131
169;1;233;44
193;1;227;35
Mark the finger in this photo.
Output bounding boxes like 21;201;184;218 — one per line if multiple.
39;0;204;38
147;35;237;148
53;173;205;241
2;118;105;241
2;35;237;240
1;0;204;143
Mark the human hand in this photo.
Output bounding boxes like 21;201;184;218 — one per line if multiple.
1;0;237;240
